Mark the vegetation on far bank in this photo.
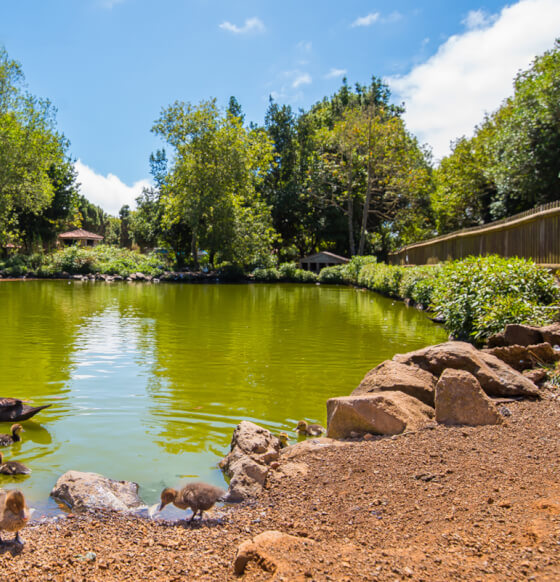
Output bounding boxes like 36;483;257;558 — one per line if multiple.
2;249;558;344
1;41;559;267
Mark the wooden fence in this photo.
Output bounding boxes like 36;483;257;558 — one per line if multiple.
389;200;560;268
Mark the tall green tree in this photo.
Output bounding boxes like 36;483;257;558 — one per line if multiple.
152;99;276;267
0;48;71;245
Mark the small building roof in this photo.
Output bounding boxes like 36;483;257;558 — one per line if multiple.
58;229;104;240
300;251;349;263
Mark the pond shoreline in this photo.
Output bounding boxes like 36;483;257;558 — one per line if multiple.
3;394;559;580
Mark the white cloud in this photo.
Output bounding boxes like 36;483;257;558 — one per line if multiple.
292;73;312;88
297;41;312;52
462;9;496;30
219;17;265;35
75;160;150;216
387;0;560;160
325;68;347;79
352;12;380;27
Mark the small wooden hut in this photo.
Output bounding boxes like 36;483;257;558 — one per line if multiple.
58;229;104;247
299;251;349;272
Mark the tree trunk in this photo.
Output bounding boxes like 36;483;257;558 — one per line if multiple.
191;230;198;268
358;116;373;256
347;190;355;256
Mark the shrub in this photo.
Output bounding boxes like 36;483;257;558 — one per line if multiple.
358;263;404;297
431;255;560;342
252;267;280;281
343;255;377;285
398;265;439;307
318;265;346;284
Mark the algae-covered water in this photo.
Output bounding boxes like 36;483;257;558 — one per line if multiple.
0;280;447;512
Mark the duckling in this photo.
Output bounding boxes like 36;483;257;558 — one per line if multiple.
0;425;24;447
296;420;325;437
0;452;30;475
277;432;290;448
0;489;30;545
158;482;225;522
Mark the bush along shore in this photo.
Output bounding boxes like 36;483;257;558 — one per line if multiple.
1;248;559;344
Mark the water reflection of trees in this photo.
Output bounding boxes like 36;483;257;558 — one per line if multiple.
135;283;446;455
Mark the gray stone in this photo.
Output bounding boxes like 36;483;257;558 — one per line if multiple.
51;470;144;512
220;421;283;501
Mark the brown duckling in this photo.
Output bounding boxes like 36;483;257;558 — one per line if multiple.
277;432;290;448
158;482;225;522
0;452;31;475
0;424;24;447
0;489;30;545
296;420;325;437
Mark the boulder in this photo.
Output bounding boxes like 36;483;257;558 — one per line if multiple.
51;471;144;512
326;391;434;439
393;341;540;398
233;530;315;577
540;322;560;346
503;324;544;346
435;369;503;426
220;421;283;501
352;360;437;406
484;342;559;371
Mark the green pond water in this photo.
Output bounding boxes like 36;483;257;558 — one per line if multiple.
0;280;447;514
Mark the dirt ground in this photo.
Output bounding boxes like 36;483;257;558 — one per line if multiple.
0;394;559;581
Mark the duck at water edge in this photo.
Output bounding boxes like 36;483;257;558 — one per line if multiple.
0;490;30;546
157;482;225;523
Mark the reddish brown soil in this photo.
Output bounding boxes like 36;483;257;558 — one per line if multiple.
1;395;559;581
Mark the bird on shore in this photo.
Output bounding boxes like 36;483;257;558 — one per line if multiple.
0;489;30;545
158;482;225;523
0;453;31;476
0;398;51;423
0;425;24;447
296;420;326;437
277;432;290;448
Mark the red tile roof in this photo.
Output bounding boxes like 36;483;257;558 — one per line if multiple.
58;229;104;240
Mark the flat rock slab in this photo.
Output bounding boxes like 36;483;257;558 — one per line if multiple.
435;369;503;426
393;341;540;398
352;360;437;406
51;470;144;512
327;391;434;438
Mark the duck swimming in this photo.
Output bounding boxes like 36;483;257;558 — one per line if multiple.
0;425;24;447
0;453;30;475
0;489;30;545
158;482;225;522
296;420;326;437
0;398;50;423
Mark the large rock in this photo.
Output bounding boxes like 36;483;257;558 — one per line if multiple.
488;324;543;347
435;369;503;426
484;342;558;371
51;471;144;512
540;322;560;346
220;421;283;501
233;530;316;577
352;360;437;406
393;341;540;398
326;391;434;439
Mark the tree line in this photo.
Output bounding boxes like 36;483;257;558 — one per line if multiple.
1;40;559;266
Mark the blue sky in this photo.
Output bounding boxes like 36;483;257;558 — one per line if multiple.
1;0;559;214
